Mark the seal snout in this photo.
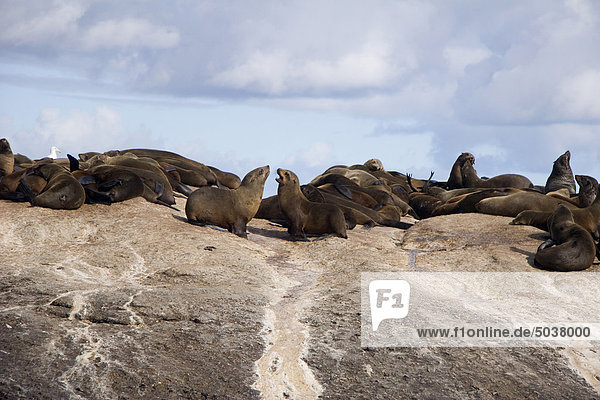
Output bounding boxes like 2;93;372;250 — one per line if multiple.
276;168;285;184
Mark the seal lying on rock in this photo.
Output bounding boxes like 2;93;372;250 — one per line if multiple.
534;205;596;271
511;176;600;238
19;162;85;210
185;166;269;238
460;159;533;189
277;168;349;240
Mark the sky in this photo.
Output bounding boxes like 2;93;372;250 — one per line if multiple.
1;0;599;196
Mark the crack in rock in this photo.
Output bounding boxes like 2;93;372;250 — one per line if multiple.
253;255;323;400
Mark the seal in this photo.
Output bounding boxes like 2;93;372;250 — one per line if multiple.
460;159;533;189
447;153;475;189
301;185;402;228
312;168;382;187
300;185;376;227
511;177;600;237
0;138;14;178
19;162;85;209
545;151;576;194
255;194;287;222
475;190;576;217
185;166;269;238
276;168;348;239
88;154;177;206
364;158;384;171
0;167;47;201
13;153;33;169
120;148;228;187
534;204;596;271
68;155;145;204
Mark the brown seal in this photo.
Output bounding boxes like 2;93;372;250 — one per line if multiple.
19;163;85;209
185;166;269;238
120;148;239;188
511;176;600;237
460;159;533;189
276;168;348;239
475;190;575;218
0;167;47;202
87;154;177;206
364;158;385;171
534;204;596;271
0;138;14;178
301;185;402;228
68;155;145;204
545;151;576;194
447;153;475;189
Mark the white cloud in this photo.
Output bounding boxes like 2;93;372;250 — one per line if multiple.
443;45;492;75
286;142;334;168
81;18;180;50
34;106;124;149
0;0;85;46
554;69;600;120
211;40;399;95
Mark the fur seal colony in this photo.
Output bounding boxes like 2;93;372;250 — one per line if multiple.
0;137;597;271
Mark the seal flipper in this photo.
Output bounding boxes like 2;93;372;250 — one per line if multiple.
231;220;248;238
0;191;27;202
155;198;180;211
154;181;165;198
334;183;353;200
67;154;80;172
84;187;113;205
98;178;123;191
537;238;555;252
17;178;36;204
174;181;193;197
343;211;357;230
78;175;97;185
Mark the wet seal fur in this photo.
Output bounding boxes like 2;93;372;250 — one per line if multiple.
545;151;576;194
185;165;269;238
534;204;596;271
277;168;348;240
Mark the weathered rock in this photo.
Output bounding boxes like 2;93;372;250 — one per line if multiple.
0;199;599;399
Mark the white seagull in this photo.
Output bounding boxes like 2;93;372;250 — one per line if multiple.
47;146;62;159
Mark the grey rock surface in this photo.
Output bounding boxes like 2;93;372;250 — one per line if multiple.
1;198;599;399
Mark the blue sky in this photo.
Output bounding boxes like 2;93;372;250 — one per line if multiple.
1;0;599;195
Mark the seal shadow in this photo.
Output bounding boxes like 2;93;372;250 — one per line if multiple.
172;214;188;223
247;225;297;241
171;214;229;233
528;232;549;241
509;246;536;268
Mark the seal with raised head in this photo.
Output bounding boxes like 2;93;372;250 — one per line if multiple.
534;204;596;271
186;166;269;238
545;151;576;194
447;152;475;189
277;168;348;240
0;138;14;178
